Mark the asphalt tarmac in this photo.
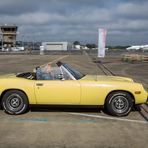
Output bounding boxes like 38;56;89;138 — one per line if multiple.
0;53;147;148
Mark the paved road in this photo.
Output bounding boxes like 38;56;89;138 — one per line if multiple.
0;110;148;148
0;54;147;148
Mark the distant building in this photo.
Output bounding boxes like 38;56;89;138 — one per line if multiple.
42;42;71;51
81;45;88;50
75;44;81;50
0;25;18;48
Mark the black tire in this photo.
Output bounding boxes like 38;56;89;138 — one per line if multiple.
2;90;29;115
105;91;133;116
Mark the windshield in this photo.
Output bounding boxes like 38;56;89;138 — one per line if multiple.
63;63;85;80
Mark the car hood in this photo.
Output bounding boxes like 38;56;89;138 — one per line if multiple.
0;73;16;79
81;75;134;82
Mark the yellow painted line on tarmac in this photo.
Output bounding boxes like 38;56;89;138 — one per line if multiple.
50;55;69;64
69;113;148;124
40;55;69;68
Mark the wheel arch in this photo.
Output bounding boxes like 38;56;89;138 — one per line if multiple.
105;90;135;105
0;89;29;105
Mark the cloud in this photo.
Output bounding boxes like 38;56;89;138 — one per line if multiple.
117;2;148;19
0;12;50;25
0;0;148;45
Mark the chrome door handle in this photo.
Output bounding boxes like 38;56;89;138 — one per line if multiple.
36;83;44;86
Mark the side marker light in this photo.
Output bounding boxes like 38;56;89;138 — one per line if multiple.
135;91;141;94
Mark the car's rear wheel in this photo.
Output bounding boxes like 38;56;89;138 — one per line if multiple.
2;90;28;115
105;91;133;116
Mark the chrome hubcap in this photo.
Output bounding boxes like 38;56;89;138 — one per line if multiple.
10;98;20;108
6;93;23;111
112;96;129;113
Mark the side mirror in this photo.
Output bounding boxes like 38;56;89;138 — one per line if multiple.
58;74;64;80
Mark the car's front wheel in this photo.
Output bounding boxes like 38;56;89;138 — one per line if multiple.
2;90;28;115
105;91;133;116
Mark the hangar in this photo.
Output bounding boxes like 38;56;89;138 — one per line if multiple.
42;42;69;51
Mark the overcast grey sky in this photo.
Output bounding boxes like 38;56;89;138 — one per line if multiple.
0;0;148;45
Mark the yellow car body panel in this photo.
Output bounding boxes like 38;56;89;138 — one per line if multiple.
0;76;36;104
80;75;147;105
34;80;80;104
0;74;147;106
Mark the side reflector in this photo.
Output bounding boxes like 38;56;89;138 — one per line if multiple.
135;91;141;94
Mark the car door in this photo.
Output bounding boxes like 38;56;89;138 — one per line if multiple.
34;80;80;104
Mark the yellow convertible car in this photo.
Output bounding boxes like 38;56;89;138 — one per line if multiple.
0;61;147;116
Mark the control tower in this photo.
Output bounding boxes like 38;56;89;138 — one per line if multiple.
0;25;18;48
